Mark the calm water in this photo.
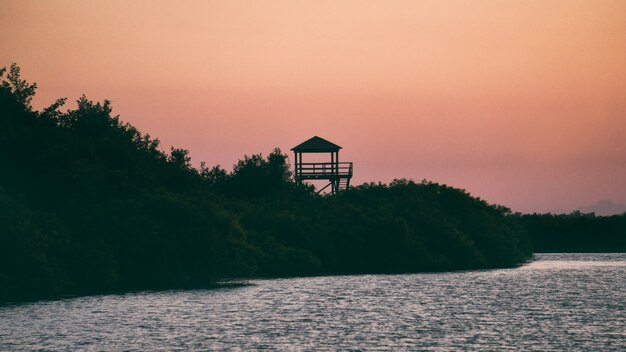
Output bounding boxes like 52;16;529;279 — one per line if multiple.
1;253;625;351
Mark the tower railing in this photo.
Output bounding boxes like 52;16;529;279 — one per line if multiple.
295;162;353;179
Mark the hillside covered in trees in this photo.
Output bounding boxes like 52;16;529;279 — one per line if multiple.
4;64;610;303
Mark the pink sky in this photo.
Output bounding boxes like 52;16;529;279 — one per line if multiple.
2;1;625;214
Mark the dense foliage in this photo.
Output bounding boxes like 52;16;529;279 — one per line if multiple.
0;64;536;303
517;212;626;253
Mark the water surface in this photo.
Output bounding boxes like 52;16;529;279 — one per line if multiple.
1;253;625;351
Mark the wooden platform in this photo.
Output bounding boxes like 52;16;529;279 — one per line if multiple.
291;136;353;194
294;162;353;191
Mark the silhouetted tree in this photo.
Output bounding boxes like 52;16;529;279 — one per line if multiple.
169;147;192;170
0;64;549;303
0;63;37;110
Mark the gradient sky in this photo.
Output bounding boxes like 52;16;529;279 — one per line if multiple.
2;0;625;214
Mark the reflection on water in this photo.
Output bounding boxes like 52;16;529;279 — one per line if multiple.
1;253;625;351
522;258;626;270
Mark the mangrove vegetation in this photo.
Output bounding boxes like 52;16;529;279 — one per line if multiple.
1;64;623;303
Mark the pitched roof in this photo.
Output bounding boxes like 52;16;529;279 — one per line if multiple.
291;136;342;152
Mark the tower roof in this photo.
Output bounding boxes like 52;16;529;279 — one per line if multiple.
291;136;342;152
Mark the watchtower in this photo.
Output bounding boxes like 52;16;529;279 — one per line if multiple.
291;136;353;194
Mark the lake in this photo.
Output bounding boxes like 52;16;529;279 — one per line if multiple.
1;253;625;351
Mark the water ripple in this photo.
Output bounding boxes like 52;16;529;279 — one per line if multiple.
1;253;625;351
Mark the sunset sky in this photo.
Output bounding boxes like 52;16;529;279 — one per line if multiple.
1;0;625;214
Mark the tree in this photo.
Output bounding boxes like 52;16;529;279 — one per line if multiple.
0;63;37;110
169;147;192;170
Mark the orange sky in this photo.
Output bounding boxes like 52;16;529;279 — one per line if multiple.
2;0;625;214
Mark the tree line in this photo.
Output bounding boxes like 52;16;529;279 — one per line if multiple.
516;212;626;252
1;64;622;303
